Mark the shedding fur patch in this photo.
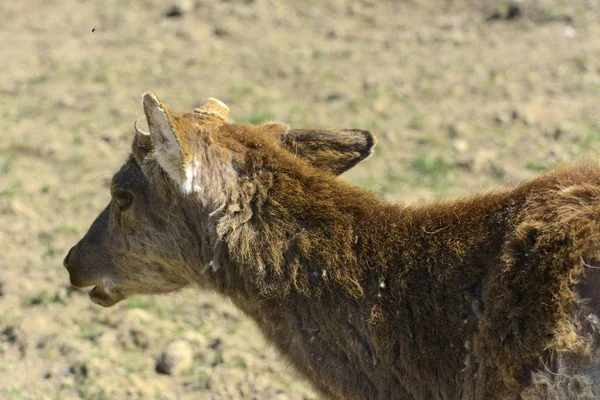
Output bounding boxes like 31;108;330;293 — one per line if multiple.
181;161;201;194
522;371;596;399
522;268;600;399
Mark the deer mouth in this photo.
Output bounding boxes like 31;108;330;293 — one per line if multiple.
67;273;102;290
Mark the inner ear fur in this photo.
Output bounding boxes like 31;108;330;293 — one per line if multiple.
281;128;377;175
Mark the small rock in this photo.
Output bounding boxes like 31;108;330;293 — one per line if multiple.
452;139;469;153
54;286;69;303
522;114;535;127
101;132;113;143
213;26;230;37
511;108;520;122
564;25;576;39
326;92;344;102
552;126;565;140
164;2;192;18
208;337;222;350
156;340;193;375
0;281;4;297
506;2;522;20
362;76;377;91
447;123;466;138
493;112;509;125
165;6;183;17
58;95;76;108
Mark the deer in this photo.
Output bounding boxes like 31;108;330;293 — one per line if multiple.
64;92;600;399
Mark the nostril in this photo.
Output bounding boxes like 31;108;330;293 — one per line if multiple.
63;247;74;268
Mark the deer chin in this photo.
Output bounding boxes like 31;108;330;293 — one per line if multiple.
89;284;125;307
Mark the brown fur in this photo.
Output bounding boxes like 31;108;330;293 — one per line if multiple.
64;93;600;399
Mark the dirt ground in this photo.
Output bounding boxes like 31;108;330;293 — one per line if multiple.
2;0;600;399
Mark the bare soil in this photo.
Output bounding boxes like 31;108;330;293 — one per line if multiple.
2;0;600;399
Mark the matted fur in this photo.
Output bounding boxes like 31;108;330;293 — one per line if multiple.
64;93;600;399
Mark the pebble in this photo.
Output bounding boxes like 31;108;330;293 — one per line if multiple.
165;5;184;17
564;25;576;39
54;286;69;303
362;76;377;91
493;112;509;125
156;340;193;375
165;1;193;18
506;2;522;20
213;26;231;37
511;108;520;122
553;126;564;140
100;132;114;143
447;122;467;138
452;139;469;153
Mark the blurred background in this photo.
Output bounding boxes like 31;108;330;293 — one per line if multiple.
1;0;600;399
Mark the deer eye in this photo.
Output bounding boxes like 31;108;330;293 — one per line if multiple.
113;188;134;209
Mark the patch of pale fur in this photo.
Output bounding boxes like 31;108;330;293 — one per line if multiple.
185;153;238;207
521;313;600;399
154;137;238;213
521;363;597;399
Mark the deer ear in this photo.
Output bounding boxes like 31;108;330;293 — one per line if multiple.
280;128;377;175
142;92;192;191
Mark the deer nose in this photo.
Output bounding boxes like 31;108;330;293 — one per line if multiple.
62;244;105;289
63;247;74;269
